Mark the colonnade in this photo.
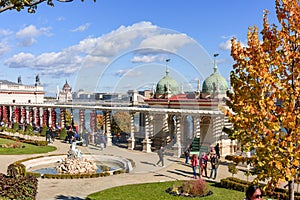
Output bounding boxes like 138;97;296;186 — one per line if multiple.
0;103;225;157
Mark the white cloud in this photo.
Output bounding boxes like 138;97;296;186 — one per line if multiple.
0;39;10;56
69;21;158;58
16;25;51;38
131;55;159;63
71;23;91;32
18;37;37;47
5;21;195;79
16;25;52;47
219;39;232;51
56;16;65;21
219;37;247;51
139;33;192;52
4;52;35;68
113;69;142;77
0;29;13;36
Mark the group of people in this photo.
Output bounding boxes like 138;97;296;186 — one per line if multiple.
186;143;221;179
65;126;80;144
94;132;107;150
45;127;56;144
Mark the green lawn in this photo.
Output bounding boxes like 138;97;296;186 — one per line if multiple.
0;138;56;154
86;181;245;200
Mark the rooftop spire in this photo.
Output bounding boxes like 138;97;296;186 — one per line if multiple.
165;58;170;75
213;53;219;73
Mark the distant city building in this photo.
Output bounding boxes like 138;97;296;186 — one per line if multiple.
72;89;96;102
0;75;45;103
56;80;73;102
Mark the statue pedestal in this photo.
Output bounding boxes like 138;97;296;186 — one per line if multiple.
127;137;135;150
172;142;182;158
106;133;112;146
142;139;152;153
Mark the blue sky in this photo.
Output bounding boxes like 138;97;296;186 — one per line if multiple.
0;0;277;96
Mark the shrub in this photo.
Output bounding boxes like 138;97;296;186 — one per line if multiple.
59;128;67;140
0;141;24;149
13;122;19;132
25;124;34;136
228;163;238;177
169;179;209;197
113;169;125;175
0;173;38;200
7;163;26;177
40;125;48;137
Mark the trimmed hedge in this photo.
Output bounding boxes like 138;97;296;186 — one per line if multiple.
42;171;111;179
0;133;48;146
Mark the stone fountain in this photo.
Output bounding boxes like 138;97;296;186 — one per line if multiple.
56;140;97;174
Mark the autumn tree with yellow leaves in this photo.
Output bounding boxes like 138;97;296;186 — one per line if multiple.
227;0;300;199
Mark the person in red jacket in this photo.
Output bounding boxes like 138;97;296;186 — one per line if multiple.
191;154;199;179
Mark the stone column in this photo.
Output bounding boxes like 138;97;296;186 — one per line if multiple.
3;106;9;124
79;109;85;134
14;106;21;124
35;107;40;128
194;115;201;138
90;110;96;144
21;107;26;124
127;111;136;150
51;108;57;128
142;112;152;153
48;108;52;127
149;114;154;138
163;113;169;134
29;107;34;126
0;106;3;122
60;108;65;129
104;111;112;146
10;106;14;127
173;114;182;157
42;108;49;127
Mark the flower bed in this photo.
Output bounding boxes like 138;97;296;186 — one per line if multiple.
166;179;213;198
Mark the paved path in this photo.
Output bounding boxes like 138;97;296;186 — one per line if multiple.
0;135;253;200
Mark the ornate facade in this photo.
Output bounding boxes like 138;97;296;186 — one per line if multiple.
0;75;44;104
56;80;72;102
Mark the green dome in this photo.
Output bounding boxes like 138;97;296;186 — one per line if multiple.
156;68;179;95
202;66;228;94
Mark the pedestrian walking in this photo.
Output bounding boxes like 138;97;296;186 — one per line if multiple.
215;143;220;159
191;154;199;179
155;146;165;167
209;153;219;179
199;152;208;177
82;132;89;147
184;145;191;165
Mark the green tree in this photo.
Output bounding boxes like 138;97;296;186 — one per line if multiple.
0;0;95;13
64;109;73;127
227;0;300;199
111;111;130;134
59;127;67;140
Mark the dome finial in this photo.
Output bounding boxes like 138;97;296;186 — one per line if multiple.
165;58;170;75
213;53;219;73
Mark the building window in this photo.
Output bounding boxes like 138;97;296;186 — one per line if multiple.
28;100;31;103
12;100;15;103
